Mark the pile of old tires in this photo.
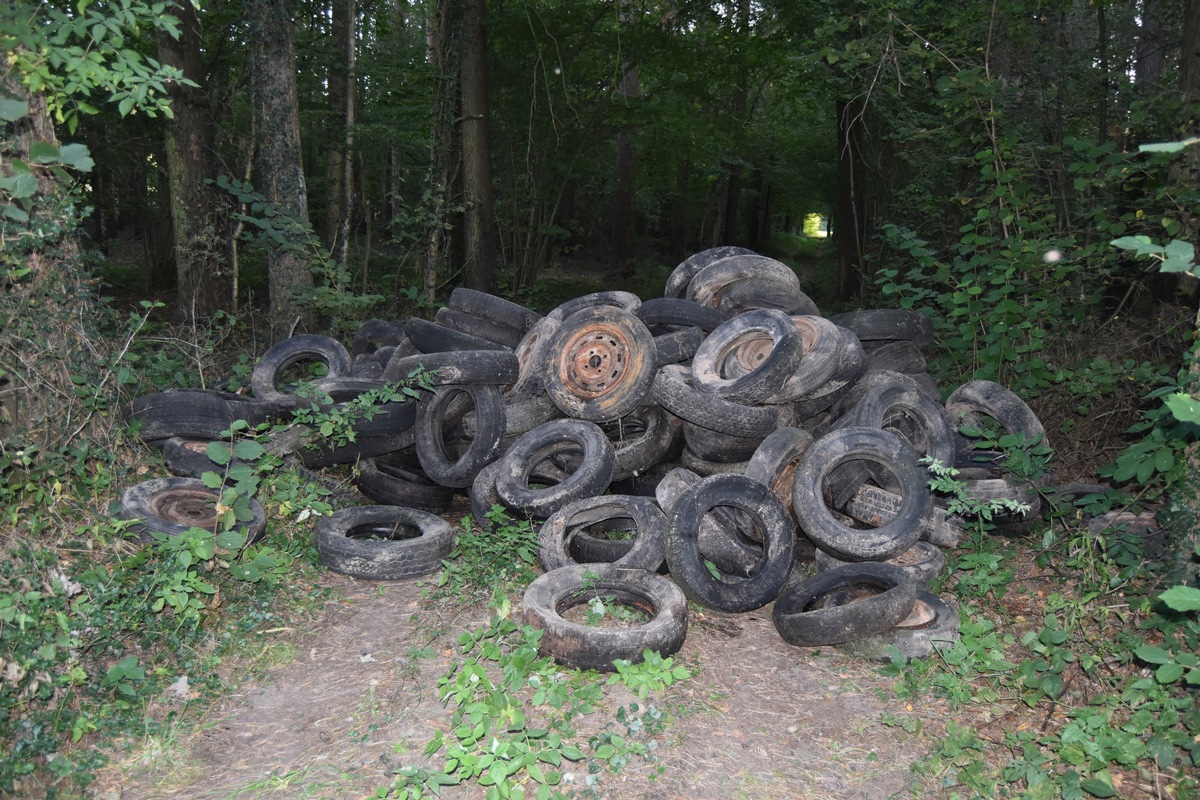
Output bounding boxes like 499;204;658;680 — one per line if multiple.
120;246;1054;670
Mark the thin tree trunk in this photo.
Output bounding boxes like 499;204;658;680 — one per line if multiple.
460;0;497;292
835;98;867;301
612;1;639;281
721;0;751;245
248;0;314;337
160;0;232;321
324;0;355;267
423;0;461;305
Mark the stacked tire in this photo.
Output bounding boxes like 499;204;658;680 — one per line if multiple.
118;246;1058;669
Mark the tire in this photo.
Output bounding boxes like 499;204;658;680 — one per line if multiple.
305;377;419;438
789;330;867;420
664;246;757;299
767;316;845;402
848;382;955;466
495;419;616;519
314;505;454;580
470;458;512;531
651;364;779;438
522;564;688;672
538;495;666;572
251;335;353;406
125;389;274;441
792;427;929;562
829;369;936;422
118;477;267;544
715;278;821;318
835;591;961;661
636;297;728;332
414;384;505;488
435;306;526;349
447;287;542;333
944;379;1048;450
351;319;408;358
865;340;927;375
681;420;765;463
657;468;762;577
547;290;642;321
601;404;679;482
665;473;796;612
159;437;242;479
543;305;656;422
815;541;946;589
841;484;965;550
383;349;520;387
828;309;935;347
745;427;814;517
506;315;562;400
652;326;705;369
405;317;510;354
691;308;806;405
354;453;455;513
772;562;917;647
686;255;801;308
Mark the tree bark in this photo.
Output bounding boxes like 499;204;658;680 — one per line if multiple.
834;98;867;301
721;0;751;246
160;0;233;321
423;0;462;305
248;0;314;337
324;0;355;267
612;0;639;281
460;0;497;292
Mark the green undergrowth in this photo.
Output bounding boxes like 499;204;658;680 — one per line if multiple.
879;464;1200;800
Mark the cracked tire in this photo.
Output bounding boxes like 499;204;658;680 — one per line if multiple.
314;505;454;580
772;561;917;647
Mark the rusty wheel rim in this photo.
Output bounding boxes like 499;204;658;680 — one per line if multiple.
558;322;633;400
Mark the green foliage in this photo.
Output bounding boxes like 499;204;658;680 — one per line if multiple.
607;651;692;700
1;0;193;133
211;175;383;332
383;617;679;800
433;507;541;606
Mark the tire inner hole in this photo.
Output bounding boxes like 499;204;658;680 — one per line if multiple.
347;522;422;541
807;577;891;611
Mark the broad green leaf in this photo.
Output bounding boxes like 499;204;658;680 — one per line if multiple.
1135;645;1172;664
29;141;60;163
1164;392;1200;424
57;143;94;171
1109;235;1157;255
1159;585;1200;612
1;171;38;200
200;470;223;489
1155;662;1184;683
0;98;30;122
1079;771;1117;798
232;440;265;460
206;441;232;466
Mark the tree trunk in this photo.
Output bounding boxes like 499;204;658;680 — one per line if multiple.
248;0;314;337
324;0;355;267
160;0;233;321
460;0;497;292
721;0;751;246
834;98;867;301
424;0;462;305
612;1;640;281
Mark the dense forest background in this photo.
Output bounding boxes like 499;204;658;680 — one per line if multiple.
3;0;1200;797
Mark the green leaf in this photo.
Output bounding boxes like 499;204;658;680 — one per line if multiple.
0;98;30;122
1079;772;1117;798
206;442;232;466
1161;393;1200;424
199;470;223;489
1;171;38;200
232;440;265;461
1135;645;1172;665
57;143;94;171
1159;585;1200;612
1155;662;1184;683
29;141;60;164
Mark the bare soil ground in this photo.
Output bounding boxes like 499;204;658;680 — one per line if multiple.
91;564;950;800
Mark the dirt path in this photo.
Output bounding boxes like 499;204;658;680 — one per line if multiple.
94;568;940;800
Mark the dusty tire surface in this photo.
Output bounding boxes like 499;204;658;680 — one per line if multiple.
251;335;353;406
522;564;688;672
543;305;656;422
835;591;961;661
354;454;454;513
691;308;806;405
414;383;505;488
314;505;454;580
537;495;666;573
495;419;616;519
118;477;267;544
772;561;917;647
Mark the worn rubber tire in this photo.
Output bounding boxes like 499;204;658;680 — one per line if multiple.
828;309;935;347
815;541;946;589
126;389;274;441
657;468;762;577
495;419;615;519
251;335;353;406
636;297;728;332
414;383;505;488
835;591;961;661
651;364;779;438
681;421;765;463
664;246;757;299
404;317;509;354
522;564;688;672
686;255;801;308
538;495;666;573
354;453;455;513
715;278;821;318
542;305;655;422
652;326;705;368
840;484;965;550
745;427;815;518
792;427;929;562
118;476;267;544
865;340;927;375
314;505;454;580
665;473;796;612
435;306;526;349
691;308;806;405
547;290;642;321
849;381;955;466
772;561;917;647
766;315;845;403
447;287;542;333
383;349;520;387
945;379;1048;450
351;319;408;358
602;404;679;482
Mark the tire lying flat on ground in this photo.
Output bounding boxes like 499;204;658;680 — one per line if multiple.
772;561;917;647
118;476;267;544
314;505;454;580
522;563;688;672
